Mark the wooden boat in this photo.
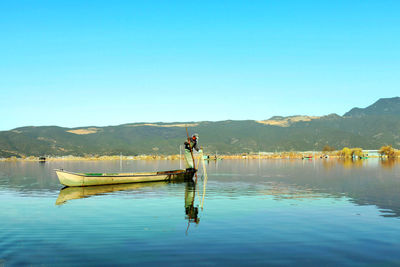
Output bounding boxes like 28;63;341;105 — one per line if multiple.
55;182;168;205
55;168;196;187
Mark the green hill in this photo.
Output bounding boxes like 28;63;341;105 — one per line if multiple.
344;97;400;117
1;97;399;157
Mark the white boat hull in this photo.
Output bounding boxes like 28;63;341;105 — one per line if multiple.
55;169;195;187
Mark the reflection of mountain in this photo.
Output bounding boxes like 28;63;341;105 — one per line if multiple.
256;182;327;201
317;159;400;217
285;160;400;218
205;159;400;218
0;162;61;195
2;160;400;219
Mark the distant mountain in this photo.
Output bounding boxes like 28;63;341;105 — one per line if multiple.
257;115;322;127
344;97;400;117
1;97;399;157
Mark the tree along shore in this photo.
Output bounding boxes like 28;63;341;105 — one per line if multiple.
1;146;399;162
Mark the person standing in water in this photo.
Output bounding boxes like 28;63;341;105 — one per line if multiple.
184;133;201;169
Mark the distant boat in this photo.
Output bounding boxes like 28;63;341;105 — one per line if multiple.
203;155;222;161
55;168;196;187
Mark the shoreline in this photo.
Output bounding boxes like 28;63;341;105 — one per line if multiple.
0;153;390;162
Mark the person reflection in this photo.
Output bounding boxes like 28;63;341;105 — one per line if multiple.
185;181;199;224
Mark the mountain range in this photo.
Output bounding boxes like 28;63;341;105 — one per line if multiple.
1;97;400;157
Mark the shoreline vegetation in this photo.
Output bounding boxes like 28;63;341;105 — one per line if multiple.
1;146;399;162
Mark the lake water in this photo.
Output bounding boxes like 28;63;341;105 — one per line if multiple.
1;159;400;266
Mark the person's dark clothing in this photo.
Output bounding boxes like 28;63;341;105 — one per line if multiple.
184;137;200;152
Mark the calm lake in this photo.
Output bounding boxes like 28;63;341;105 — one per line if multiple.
1;159;400;266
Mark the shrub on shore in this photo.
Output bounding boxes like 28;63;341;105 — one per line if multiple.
338;147;363;158
379;145;400;158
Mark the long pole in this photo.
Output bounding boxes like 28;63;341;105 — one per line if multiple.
200;152;208;210
179;145;182;169
120;153;122;172
186;127;198;183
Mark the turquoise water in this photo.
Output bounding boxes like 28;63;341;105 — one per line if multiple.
1;159;400;266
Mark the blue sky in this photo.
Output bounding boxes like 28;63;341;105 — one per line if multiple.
0;0;399;130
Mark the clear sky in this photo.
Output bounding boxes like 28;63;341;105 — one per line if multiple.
0;0;399;130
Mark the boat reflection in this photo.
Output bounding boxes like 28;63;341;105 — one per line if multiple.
55;182;169;205
56;181;202;226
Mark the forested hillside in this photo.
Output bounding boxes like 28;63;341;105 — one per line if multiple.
1;97;399;157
